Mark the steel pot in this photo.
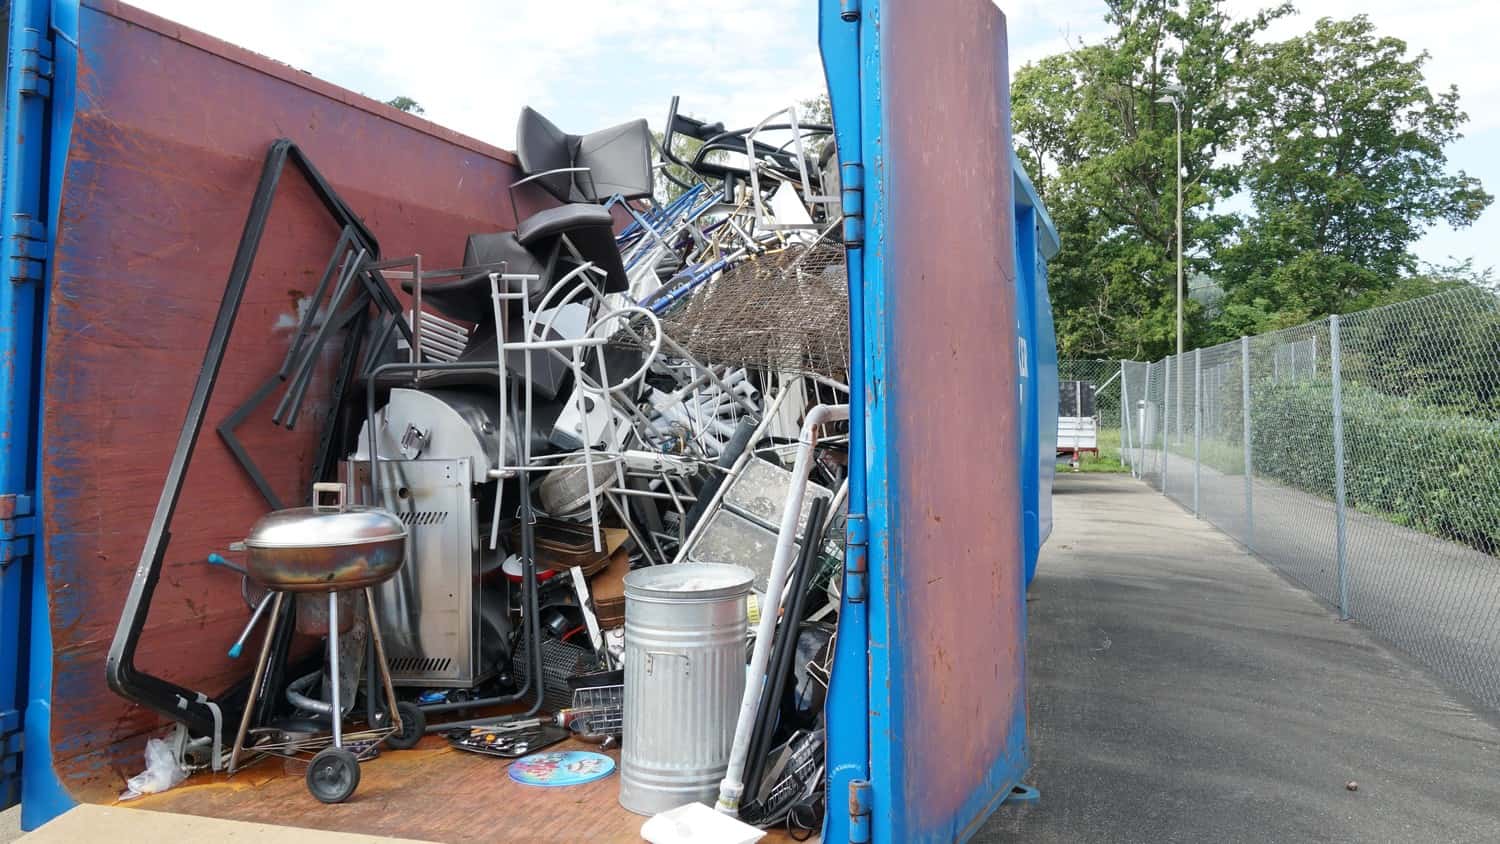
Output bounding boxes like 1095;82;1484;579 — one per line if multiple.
243;483;407;592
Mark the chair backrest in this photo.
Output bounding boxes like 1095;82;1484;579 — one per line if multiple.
576;119;652;201
516;106;579;203
515;107;652;203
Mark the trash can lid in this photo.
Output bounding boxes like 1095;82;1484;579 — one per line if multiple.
624;562;755;601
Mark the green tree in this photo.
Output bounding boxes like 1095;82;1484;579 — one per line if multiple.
384;96;424;115
1012;0;1290;359
1212;15;1491;339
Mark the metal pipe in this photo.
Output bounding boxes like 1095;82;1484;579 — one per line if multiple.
1331;315;1349;619
228;592;285;772
227;592;274;659
328;591;342;747
716;403;849;815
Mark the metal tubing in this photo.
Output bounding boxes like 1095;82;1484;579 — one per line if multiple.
1241;336;1254;549
228;592;285;772
327;591;342;747
1162;355;1171;494
108;138;379;738
1330;315;1349;619
1121;361;1136;477
716;403;850;814
227;592;275;659
1193;349;1201;517
365;587;404;736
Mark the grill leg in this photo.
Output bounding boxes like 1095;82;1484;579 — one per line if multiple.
365;586;403;735
228;591;285;772
328;591;342;748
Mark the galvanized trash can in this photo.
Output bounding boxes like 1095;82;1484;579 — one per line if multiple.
619;562;753;816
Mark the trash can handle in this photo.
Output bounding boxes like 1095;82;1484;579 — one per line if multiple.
645;650;690;678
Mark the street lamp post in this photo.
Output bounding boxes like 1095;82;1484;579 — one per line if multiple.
1156;86;1184;443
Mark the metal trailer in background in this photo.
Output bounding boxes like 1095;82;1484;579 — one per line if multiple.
1;0;1053;840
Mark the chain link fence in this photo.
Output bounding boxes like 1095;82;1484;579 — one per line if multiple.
1121;286;1500;714
1058;359;1125;463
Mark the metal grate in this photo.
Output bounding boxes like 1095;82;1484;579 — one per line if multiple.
567;684;623;737
622;240;850;380
390;656;453;675
398;511;449;526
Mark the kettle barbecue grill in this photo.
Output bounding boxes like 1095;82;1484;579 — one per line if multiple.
227;483;425;803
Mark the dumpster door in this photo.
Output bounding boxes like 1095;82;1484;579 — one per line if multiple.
0;0;55;810
858;1;1029;840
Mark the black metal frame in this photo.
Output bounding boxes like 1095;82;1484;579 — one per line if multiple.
106;139;388;739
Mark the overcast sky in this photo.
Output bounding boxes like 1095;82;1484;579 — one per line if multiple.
132;0;1497;273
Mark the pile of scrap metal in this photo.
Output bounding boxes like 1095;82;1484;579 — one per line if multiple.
107;96;849;830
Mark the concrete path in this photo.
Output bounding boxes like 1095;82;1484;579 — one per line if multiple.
979;473;1500;844
16;804;431;843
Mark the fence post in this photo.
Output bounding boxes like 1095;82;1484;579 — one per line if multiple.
1120;361;1134;476
1162;355;1171;494
1193;348;1201;518
1119;360;1127;467
1241;336;1254;549
1331;315;1350;620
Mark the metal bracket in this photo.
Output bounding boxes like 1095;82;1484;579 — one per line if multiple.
1005;783;1041;804
841;162;864;247
0;495;36;568
849;778;872;843
9;213;48;285
18;28;54;98
845;513;868;604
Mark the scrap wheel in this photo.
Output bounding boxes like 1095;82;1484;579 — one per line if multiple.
385;701;426;750
306;746;362;804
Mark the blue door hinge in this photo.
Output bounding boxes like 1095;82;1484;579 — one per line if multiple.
840;162;864;248
0;495;36;567
844;513;867;604
849;778;872;843
18;28;54;98
9;214;48;285
840;0;861;22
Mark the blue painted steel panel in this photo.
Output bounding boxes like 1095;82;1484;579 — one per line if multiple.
20;0;77;829
854;1;1031;840
817;2;869;842
1;0;55;813
1013;157;1059;585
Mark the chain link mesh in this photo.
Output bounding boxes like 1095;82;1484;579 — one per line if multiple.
1121;286;1500;714
1058;359;1126;464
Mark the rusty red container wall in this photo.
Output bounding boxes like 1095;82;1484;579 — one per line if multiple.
41;0;544;799
865;0;1028;840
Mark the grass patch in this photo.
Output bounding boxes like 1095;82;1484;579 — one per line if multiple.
1069;428;1132;473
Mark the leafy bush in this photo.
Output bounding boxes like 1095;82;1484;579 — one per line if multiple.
1250;380;1500;555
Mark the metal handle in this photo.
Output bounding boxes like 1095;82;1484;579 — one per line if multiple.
645;650;691;678
312;482;346;512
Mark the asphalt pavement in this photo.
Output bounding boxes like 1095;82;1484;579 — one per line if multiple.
978;473;1500;844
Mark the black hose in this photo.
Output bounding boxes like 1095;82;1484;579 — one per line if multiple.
683;417;758;535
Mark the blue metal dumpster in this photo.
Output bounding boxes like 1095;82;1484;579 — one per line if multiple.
1014;160;1061;588
3;0;1057;839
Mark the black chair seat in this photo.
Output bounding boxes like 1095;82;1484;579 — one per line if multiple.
516;205;629;295
516;204;615;246
400;231;548;324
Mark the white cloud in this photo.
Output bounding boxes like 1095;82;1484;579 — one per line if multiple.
123;0;1500;268
129;0;825;148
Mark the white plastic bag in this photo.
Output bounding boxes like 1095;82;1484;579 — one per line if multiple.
118;737;187;801
640;802;765;844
